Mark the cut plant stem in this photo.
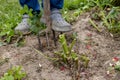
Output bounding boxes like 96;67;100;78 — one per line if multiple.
69;39;76;53
59;34;69;55
89;19;101;32
100;11;111;29
33;47;58;61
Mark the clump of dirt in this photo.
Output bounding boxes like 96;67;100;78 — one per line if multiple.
0;12;120;80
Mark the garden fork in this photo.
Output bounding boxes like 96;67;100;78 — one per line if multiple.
37;0;57;50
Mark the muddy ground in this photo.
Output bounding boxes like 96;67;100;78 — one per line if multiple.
0;13;120;80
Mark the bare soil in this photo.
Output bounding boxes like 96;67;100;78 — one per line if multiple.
0;13;120;80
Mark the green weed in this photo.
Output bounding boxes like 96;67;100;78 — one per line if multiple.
89;0;120;35
0;0;21;43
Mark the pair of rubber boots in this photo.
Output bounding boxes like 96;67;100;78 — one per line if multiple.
15;9;72;32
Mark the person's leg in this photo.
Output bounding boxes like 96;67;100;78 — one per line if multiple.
50;0;72;32
15;0;40;32
41;0;71;32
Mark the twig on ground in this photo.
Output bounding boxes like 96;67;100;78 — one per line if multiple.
32;47;58;61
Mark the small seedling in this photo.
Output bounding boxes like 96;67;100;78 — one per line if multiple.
0;66;26;80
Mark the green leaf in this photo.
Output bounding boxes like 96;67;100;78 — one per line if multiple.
115;65;120;71
4;75;14;80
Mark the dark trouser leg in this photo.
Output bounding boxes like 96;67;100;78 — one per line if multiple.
41;0;64;10
19;0;40;13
